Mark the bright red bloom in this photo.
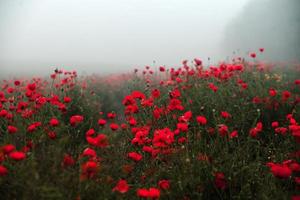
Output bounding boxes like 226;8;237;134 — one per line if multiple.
137;188;149;198
275;127;288;136
2;144;15;154
110;123;119;131
137;188;160;199
49;118;59;127
131;91;146;100
113;179;130;194
221;111;231;119
269;88;277;97
98;119;107;126
218;124;229;137
170;89;181;98
0;109;8;117
7;87;14;93
152;128;175;148
230;130;238;138
63;96;72;103
249;122;263;138
14;80;21;86
267;163;292;179
70;115;84;126
85;129;95;136
86;134;109;148
82;148;97;158
177;122;188;132
128;117;137;126
27;122;42;133
81;160;99;179
271;121;279;128
128;152;143;162
27;83;36;91
7;125;18;134
289;125;300;143
148;188;160;199
196;116;207;125
9;151;26;161
168;99;184;111
151;89;160;99
107;112;116;119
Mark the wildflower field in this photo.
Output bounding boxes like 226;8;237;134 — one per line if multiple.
0;51;300;199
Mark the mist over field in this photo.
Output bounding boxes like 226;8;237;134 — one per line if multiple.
223;0;300;62
0;0;299;77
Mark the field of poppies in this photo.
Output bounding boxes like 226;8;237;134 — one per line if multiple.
0;51;300;199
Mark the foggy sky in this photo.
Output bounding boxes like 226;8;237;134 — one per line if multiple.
1;0;251;76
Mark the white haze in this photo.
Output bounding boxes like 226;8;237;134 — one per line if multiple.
1;0;251;77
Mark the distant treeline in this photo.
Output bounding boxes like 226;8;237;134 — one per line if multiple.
223;0;300;61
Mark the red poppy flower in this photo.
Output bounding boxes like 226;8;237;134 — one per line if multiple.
98;119;107;126
218;124;228;137
70;115;84;126
85;129;95;136
282;91;291;101
62;154;75;167
159;66;165;72
49;118;59;127
128;152;143;162
269;88;277;97
7;125;18;134
194;58;202;66
137;188;149;198
221;111;231;119
158;179;170;190
148;188;160;199
250;52;256;58
9;151;26;161
107;112;116;119
86;134;109;148
48;131;56;139
0;165;8;176
271;121;279;128
110;123;119;131
267;163;292;179
63;96;72;103
2;144;15;154
214;172;227;190
230;130;238;138
196;116;207;125
151;89;160;98
112;179;130;194
81;160;99;179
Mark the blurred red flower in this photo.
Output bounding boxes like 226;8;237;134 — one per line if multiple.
112;179;130;194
